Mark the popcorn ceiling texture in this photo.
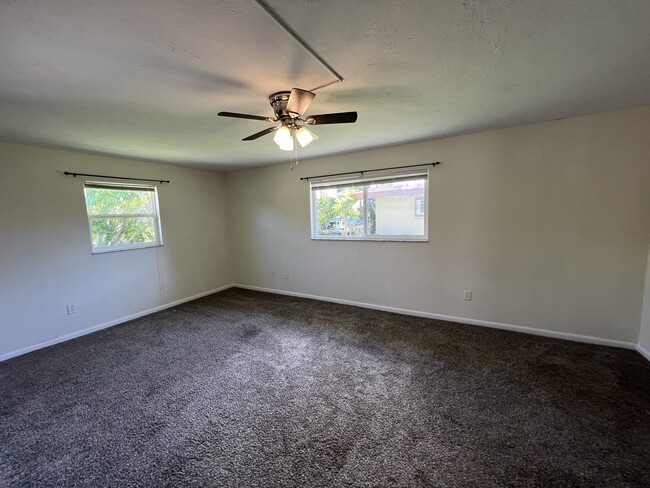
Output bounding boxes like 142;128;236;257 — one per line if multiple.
1;288;649;487
1;0;650;168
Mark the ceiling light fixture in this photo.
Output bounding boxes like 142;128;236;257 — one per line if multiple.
273;125;292;148
278;137;294;151
272;125;318;151
295;126;317;147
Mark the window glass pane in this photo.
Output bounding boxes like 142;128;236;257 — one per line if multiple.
313;185;364;237
367;179;425;236
89;217;157;248
310;170;428;241
85;188;154;215
83;182;162;252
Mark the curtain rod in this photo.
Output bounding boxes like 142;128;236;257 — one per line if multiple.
64;172;170;184
300;162;440;181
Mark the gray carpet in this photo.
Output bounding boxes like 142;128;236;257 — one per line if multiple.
1;288;649;487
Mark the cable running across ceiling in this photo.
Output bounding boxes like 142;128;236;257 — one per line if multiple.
252;0;343;92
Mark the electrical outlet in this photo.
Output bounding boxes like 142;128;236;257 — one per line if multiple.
67;303;78;315
284;272;289;279
463;290;472;301
271;269;275;278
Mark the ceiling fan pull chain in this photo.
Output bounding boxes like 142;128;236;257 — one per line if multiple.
290;131;299;170
294;136;299;166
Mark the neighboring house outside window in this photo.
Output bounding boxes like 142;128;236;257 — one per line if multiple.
310;169;428;241
415;198;425;217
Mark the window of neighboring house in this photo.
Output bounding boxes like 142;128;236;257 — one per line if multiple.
415;198;425;216
83;181;163;253
310;169;428;241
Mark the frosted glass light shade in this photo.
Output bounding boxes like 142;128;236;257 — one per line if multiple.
274;126;292;146
278;138;294;151
295;127;317;147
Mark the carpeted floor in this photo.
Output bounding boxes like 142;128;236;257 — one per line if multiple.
1;288;649;487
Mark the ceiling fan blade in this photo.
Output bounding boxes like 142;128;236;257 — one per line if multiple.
286;88;315;117
218;111;274;122
306;112;358;125
242;126;277;141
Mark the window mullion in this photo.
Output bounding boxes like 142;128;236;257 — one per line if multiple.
362;185;368;237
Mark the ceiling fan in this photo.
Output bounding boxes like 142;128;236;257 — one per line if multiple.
218;88;357;151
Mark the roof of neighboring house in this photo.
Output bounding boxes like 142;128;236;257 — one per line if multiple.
353;183;425;199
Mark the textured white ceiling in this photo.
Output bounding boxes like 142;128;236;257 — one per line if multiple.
1;0;649;169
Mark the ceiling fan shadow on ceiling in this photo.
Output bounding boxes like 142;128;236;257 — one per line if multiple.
218;88;357;151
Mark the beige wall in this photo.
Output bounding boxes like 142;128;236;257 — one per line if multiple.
0;142;233;358
227;106;650;344
2;106;649;360
640;245;650;354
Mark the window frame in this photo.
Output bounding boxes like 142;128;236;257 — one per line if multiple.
83;181;164;254
309;169;429;242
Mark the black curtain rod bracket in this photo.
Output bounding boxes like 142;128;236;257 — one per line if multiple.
300;162;440;181
64;172;170;184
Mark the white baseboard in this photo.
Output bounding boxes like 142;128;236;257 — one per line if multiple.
0;283;235;363
235;284;639;351
4;282;646;364
637;344;650;363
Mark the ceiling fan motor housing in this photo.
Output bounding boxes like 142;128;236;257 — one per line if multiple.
269;91;293;123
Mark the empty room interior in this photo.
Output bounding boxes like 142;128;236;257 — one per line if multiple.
1;1;650;486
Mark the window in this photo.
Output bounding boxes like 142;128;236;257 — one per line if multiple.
310;170;428;241
83;182;163;253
